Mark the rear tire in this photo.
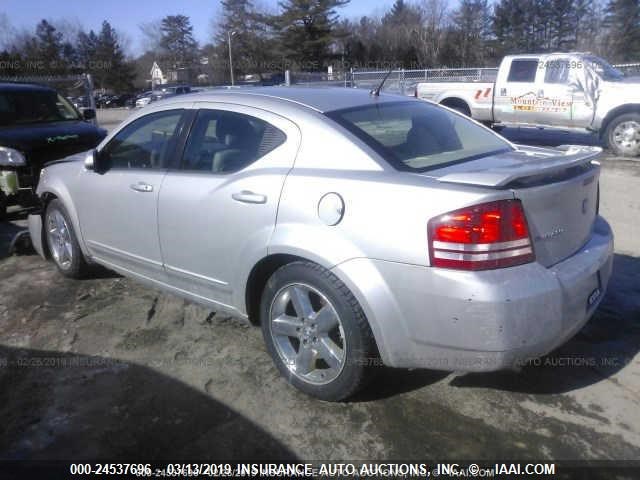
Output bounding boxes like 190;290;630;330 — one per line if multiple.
45;199;89;278
604;113;640;157
260;261;377;401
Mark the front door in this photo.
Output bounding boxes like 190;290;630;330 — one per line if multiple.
76;108;186;280
157;104;300;309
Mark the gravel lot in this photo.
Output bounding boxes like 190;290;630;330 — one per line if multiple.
0;107;638;463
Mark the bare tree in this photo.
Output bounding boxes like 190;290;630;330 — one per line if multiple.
139;19;164;54
0;13;14;50
414;0;449;67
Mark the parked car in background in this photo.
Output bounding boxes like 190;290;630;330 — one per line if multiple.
149;85;191;103
0;82;106;218
29;88;613;400
102;94;133;108
416;52;640;156
135;91;153;108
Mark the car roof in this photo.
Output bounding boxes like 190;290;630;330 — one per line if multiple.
0;82;56;93
174;86;412;114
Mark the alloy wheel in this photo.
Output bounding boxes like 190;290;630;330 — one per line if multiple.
612;120;640;156
47;209;73;270
269;283;346;385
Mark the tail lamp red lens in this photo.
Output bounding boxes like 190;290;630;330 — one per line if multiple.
428;199;535;270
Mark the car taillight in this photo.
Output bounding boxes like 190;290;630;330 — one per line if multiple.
428;199;535;270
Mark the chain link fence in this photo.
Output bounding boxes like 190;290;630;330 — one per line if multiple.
287;70;351;87
290;61;640;94
349;68;499;95
614;62;640;77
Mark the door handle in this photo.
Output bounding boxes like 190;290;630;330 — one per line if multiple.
130;182;154;193
232;190;267;204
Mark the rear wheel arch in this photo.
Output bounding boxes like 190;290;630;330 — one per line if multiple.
245;253;308;325
440;97;471;116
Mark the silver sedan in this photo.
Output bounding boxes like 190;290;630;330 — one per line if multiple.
28;87;614;401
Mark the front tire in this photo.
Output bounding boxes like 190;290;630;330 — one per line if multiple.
260;261;377;401
604;113;640;157
45;199;89;278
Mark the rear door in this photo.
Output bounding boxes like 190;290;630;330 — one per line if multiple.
157;103;300;308
494;57;541;124
536;56;575;126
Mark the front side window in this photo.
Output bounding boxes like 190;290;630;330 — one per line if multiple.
584;55;624;81
544;59;570;84
100;109;183;170
507;59;538;82
181;109;286;173
326;101;512;172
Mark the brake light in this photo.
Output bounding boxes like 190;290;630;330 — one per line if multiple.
428;199;535;270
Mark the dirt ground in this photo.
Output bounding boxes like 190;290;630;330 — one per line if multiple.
0;108;639;463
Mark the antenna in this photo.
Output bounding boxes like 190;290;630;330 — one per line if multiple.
370;68;394;96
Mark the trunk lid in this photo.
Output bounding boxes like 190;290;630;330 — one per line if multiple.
425;145;601;267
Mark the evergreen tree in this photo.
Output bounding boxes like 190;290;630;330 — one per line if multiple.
160;15;198;68
92;21;135;92
383;0;412;25
548;0;579;50
603;0;640;61
22;20;69;73
493;0;537;54
76;30;99;70
215;0;276;77
275;0;349;70
451;0;493;66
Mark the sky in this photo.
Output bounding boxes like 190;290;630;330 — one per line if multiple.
0;0;396;55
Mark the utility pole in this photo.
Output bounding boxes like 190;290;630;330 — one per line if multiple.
228;30;236;86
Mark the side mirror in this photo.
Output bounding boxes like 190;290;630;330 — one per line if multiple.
84;150;98;171
82;108;96;120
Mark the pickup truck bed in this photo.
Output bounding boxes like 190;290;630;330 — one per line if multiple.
416;81;494;122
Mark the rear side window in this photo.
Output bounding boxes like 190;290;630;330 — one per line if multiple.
181;109;286;173
544;59;570;84
507;59;538;82
326;101;512;172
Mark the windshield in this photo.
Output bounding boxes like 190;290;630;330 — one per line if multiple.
584;55;624;81
326;101;513;172
0;89;81;126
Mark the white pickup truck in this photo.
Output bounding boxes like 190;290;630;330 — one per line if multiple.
415;53;640;156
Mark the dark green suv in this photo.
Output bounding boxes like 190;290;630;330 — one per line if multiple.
0;82;107;219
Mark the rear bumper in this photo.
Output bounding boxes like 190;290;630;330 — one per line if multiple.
332;216;614;370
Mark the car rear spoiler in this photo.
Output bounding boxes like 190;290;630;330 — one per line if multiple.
436;145;602;188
